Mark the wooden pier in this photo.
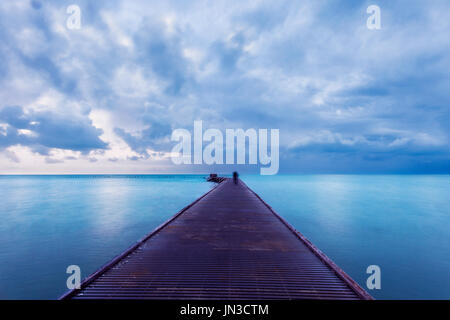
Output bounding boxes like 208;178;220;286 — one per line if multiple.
60;177;372;300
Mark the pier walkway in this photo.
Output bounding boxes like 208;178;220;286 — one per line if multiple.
61;178;372;300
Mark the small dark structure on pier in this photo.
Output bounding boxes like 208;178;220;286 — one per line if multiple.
206;173;226;183
60;177;372;300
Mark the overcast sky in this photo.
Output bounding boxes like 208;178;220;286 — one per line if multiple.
1;0;449;174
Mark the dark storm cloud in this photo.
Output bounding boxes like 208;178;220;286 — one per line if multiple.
0;106;107;154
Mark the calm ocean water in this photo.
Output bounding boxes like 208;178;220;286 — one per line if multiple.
0;175;449;299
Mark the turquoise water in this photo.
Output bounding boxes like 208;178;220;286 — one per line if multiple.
0;175;212;300
244;175;450;300
0;175;449;299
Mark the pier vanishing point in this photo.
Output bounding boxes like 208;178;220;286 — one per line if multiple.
60;177;372;300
